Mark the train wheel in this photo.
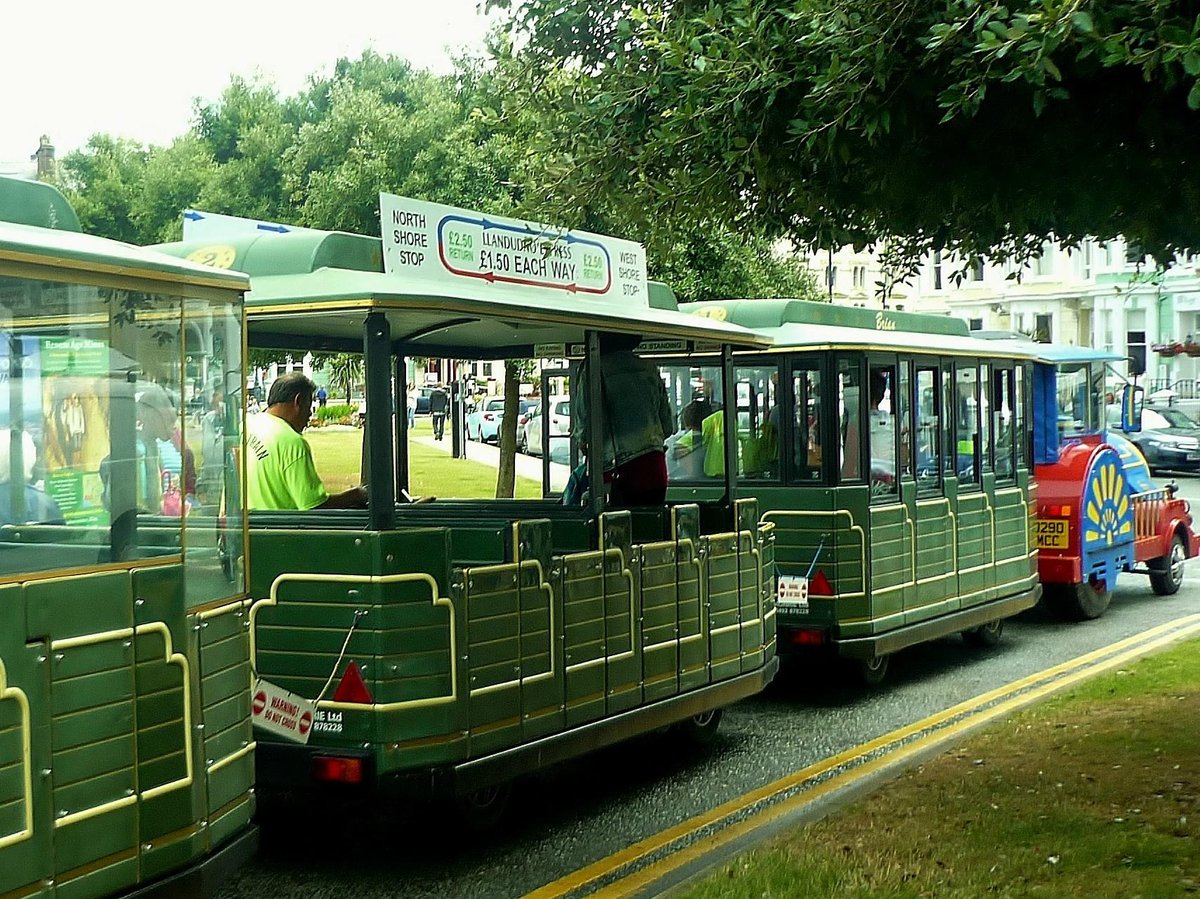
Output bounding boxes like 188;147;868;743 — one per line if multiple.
963;618;1004;648
857;654;890;686
1149;535;1187;596
676;707;724;747
1046;578;1112;621
453;782;512;832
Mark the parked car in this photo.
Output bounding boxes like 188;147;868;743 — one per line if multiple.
466;396;506;442
522;396;571;456
513;399;540;451
1109;403;1200;473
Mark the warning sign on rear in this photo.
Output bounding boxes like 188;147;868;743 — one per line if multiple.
251;679;316;744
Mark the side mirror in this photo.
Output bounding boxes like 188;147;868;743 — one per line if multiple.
1121;384;1144;433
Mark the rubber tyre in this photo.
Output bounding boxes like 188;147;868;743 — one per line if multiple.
963;618;1004;648
1045;578;1112;621
675;708;723;747
453;782;512;832
1149;535;1187;596
858;654;890;687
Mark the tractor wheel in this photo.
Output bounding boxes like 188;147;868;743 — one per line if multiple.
1149;535;1187;596
1045;577;1112;621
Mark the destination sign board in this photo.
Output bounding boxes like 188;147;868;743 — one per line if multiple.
379;194;649;306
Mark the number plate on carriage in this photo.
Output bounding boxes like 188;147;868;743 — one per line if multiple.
777;575;809;611
1036;519;1069;549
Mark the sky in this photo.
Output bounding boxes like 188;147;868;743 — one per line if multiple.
1;0;494;166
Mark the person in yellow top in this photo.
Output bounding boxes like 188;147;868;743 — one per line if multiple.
246;372;367;511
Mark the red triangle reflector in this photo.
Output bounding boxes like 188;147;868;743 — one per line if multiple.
809;569;834;596
332;661;373;704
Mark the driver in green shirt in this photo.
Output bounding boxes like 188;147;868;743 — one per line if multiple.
246;372;367;511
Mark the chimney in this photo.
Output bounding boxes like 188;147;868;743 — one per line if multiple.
30;135;56;179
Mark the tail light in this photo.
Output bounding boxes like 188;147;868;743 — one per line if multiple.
483;413;495;422
311;756;364;784
332;661;373;704
1041;504;1072;517
789;628;827;646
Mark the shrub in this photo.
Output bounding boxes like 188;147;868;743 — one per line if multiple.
315;403;354;426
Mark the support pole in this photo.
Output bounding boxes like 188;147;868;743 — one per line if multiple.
364;311;395;530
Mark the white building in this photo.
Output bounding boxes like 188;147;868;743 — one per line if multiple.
804;240;1200;391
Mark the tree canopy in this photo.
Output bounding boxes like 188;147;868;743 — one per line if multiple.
55;49;815;301
490;0;1200;268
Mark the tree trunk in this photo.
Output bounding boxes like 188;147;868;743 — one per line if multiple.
496;361;520;498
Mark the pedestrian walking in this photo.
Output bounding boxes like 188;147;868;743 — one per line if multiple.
429;383;449;441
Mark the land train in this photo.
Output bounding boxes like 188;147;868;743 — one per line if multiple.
654;299;1049;684
1008;342;1198;619
156;196;779;822
0;176;256;896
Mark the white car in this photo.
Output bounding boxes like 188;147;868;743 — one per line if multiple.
521;396;571;456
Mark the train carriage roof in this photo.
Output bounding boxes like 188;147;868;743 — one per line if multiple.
154;232;772;357
973;331;1124;364
686;298;1039;360
1;177;247;293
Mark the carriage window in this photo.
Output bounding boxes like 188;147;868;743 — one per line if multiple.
661;362;724;482
898;361;913;480
735;365;780;480
793;364;823;483
916;366;940;492
956;365;980;485
1015;365;1030;471
0;276;187;579
868;364;897;498
941;368;955;480
993;367;1015;483
979;364;993;473
184;295;246;604
837;358;862;481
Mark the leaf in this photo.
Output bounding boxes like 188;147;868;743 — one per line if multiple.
1043;57;1062;81
1071;11;1094;34
1188;81;1200;111
1184;52;1200;77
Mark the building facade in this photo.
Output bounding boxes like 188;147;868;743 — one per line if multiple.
804;240;1200;389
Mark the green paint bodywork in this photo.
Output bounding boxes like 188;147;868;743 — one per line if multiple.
0;196;255;898
247;499;775;790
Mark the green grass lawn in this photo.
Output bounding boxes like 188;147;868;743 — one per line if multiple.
305;422;542;499
682;639;1200;898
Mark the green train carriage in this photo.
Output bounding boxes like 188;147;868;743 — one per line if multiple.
662;299;1050;683
0;177;255;898
156;201;779;818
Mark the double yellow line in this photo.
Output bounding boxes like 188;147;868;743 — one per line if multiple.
529;614;1200;898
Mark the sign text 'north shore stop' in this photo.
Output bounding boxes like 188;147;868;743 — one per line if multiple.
379;194;648;304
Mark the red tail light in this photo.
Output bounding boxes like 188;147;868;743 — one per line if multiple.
332;661;373;704
809;569;834;596
311;756;363;784
483;413;495;422
789;628;827;646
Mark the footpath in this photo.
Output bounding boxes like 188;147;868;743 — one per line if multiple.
411;430;570;491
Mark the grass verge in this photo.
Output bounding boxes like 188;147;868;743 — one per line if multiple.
306;423;542;499
681;639;1200;898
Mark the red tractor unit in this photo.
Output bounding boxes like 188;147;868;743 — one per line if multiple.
1030;345;1199;619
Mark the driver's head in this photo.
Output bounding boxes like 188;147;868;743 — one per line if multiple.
267;372;316;433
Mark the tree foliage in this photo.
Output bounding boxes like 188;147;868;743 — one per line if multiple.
489;0;1200;268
